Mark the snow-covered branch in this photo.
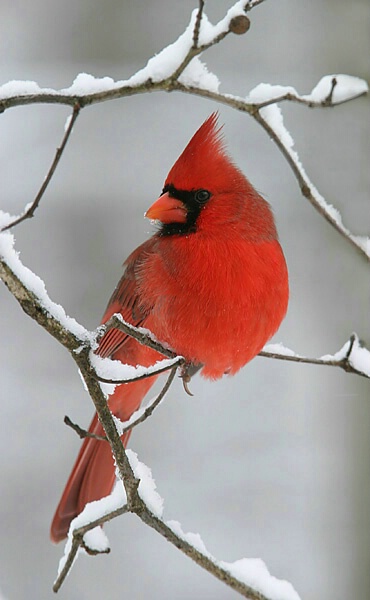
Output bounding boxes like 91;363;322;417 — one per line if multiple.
261;334;370;379
248;81;370;261
0;0;255;112
54;450;301;600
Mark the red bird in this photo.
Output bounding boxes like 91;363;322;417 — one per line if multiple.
50;113;289;542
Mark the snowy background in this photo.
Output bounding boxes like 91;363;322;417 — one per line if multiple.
1;1;369;599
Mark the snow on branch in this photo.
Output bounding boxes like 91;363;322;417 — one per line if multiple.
261;334;370;379
0;0;254;111
54;449;301;600
248;75;368;109
247;82;370;261
0;226;90;346
90;353;182;385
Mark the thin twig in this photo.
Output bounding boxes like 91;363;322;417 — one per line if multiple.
65;366;178;442
245;0;269;10
64;415;107;441
251;109;369;262
138;510;270;600
250;80;364;110
192;0;205;48
53;503;128;593
53;540;80;593
98;314;178;359
169;1;250;82
1;103;80;232
118;366;178;435
322;76;337;106
259;334;369;379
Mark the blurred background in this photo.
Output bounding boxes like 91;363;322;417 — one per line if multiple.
0;1;369;599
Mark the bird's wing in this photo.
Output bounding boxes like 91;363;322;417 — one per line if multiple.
97;238;156;358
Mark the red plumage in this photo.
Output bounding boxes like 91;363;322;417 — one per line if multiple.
50;113;289;542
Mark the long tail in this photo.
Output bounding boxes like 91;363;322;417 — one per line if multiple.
50;374;157;543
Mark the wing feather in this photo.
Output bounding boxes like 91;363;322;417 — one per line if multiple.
97;238;156;358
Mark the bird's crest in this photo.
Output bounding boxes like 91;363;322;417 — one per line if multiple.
165;113;243;192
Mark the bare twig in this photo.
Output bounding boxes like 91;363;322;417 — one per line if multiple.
159;0;252;82
65;366;178;442
64;415;107;441
1;103;80;232
118;366;178;436
53;503;128;593
192;0;205;48
137;511;271;600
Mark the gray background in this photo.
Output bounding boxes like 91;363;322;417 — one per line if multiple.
0;1;369;599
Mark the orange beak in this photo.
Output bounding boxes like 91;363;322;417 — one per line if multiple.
145;192;187;224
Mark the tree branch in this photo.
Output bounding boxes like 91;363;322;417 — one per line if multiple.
116;366;178;435
259;334;370;379
97;314;178;359
0;250;141;511
53;453;280;600
64;366;178;441
53;503;129;593
251;109;369;262
1;103;80;232
192;0;205;48
64;416;107;441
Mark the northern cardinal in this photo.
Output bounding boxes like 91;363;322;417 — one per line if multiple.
50;113;289;542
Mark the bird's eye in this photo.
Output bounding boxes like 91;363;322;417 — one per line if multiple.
195;189;211;203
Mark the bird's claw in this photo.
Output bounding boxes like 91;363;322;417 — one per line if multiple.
180;364;195;396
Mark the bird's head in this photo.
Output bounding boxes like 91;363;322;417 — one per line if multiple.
145;113;277;240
